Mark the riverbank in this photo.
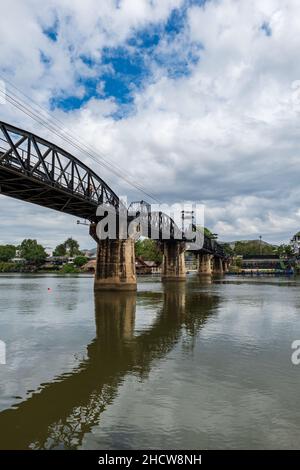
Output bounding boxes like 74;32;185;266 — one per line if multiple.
0;261;85;274
227;269;295;276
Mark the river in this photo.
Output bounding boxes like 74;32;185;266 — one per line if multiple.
0;274;299;449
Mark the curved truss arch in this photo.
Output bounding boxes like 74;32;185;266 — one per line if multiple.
0;121;119;221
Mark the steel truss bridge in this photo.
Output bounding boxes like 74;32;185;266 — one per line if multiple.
0;120;226;257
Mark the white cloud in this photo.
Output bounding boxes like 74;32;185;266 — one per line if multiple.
1;0;300;246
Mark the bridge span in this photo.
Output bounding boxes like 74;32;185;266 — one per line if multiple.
0;120;229;289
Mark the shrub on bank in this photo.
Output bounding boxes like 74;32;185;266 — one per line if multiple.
0;262;29;272
0;262;16;272
73;256;88;267
60;264;80;274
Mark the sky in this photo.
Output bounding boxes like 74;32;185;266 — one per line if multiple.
1;0;300;249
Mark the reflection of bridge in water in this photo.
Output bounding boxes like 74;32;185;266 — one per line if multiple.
0;283;219;449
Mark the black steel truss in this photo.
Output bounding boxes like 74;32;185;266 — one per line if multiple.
127;200;227;257
0;120;119;221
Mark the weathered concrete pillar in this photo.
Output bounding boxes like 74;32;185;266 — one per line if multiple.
90;222;136;291
161;241;186;281
213;256;224;275
94;238;137;291
197;253;213;275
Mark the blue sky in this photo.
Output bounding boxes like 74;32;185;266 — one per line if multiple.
49;1;204;115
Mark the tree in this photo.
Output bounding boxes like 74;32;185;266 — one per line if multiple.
204;227;218;239
53;238;81;257
18;239;47;264
196;226;218;239
135;239;162;263
285;245;293;256
233;240;275;256
53;243;67;257
222;243;234;256
73;256;88;267
0;245;16;262
64;238;81;257
276;244;293;257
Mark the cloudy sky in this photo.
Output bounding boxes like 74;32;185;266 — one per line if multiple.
1;0;300;249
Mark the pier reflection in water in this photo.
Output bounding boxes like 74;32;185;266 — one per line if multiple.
0;281;218;449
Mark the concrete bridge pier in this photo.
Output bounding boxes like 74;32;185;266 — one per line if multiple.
94;239;137;291
197;253;213;276
160;241;186;282
212;256;224;275
90;224;137;291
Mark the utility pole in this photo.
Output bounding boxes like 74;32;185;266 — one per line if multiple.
259;235;262;255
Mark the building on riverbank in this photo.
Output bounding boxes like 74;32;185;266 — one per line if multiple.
82;259;96;273
135;257;161;275
238;255;293;274
290;232;300;255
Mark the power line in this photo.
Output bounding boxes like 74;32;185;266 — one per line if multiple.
0;77;154;197
0;87;159;201
0;73;161;203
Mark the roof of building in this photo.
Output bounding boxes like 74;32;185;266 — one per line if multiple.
82;259;96;270
144;260;159;267
135;257;160;267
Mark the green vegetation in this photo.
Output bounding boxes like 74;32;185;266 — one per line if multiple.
0;238;87;273
18;239;47;264
73;256;88;267
233;240;274;256
221;243;235;256
275;244;293;257
0;245;16;262
196;226;218;239
0;261;26;273
135;239;162;263
53;243;67;257
60;264;80;274
204;227;218;239
0;262;17;272
228;240;294;257
53;238;81;257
